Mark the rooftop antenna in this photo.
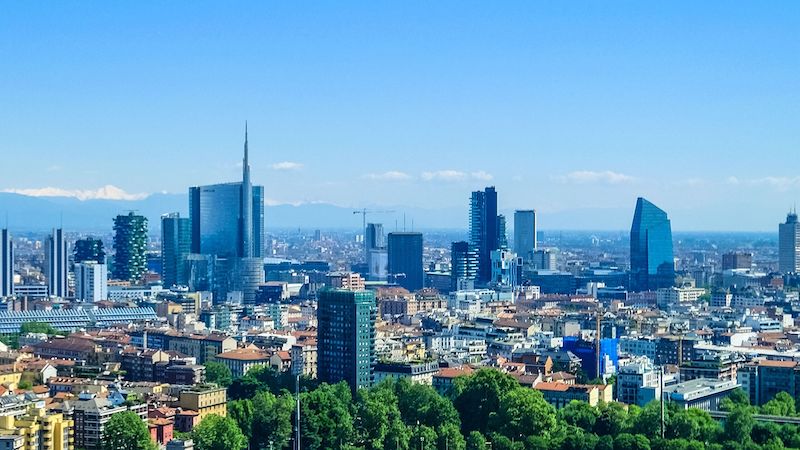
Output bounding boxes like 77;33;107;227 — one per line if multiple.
403;214;406;232
411;219;414;232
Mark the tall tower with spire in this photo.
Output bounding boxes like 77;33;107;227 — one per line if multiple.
241;121;253;258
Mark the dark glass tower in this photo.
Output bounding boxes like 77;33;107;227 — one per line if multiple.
387;232;423;291
73;237;106;264
470;186;499;283
112;213;148;282
317;289;376;392
161;212;192;288
45;228;67;297
630;197;675;291
1;229;13;297
451;241;478;291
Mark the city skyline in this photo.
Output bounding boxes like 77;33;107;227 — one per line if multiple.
1;2;799;232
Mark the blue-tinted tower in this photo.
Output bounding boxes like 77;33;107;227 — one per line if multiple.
630;197;675;292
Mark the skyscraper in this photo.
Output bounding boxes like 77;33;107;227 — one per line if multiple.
317;289;376;392
112;213;148;282
387;232;423;291
365;223;387;280
365;223;385;255
513;210;537;260
1;229;12;297
451;241;478;291
45;228;67;297
470;186;499;283
161;213;192;288
497;214;508;250
630;197;675;292
779;210;800;274
74;261;108;302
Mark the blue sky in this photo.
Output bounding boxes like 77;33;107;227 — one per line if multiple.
1;1;798;230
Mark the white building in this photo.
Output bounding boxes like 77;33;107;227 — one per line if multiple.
490;249;521;288
74;262;108;302
779;211;800;274
656;287;705;308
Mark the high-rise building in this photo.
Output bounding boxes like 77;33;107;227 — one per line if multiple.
630;197;675;292
162;213;192;288
513;210;537;260
451;241;478;291
75;261;108;302
365;223;387;280
490;249;521;288
45;228;68;298
73;237;106;264
779;211;800;274
721;252;753;271
1;229;12;297
365;223;385;255
387;232;423;291
497;214;508;250
112;213;148;282
317;289;376;392
470;187;499;283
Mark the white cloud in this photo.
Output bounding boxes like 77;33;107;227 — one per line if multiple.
421;170;494;182
271;161;304;171
364;171;413;181
557;170;636;185
726;176;740;185
748;176;800;191
2;185;149;201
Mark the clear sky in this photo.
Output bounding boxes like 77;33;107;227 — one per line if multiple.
1;2;798;230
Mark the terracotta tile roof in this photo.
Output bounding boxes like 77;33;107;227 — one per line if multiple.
435;366;474;379
534;382;570;392
216;348;270;361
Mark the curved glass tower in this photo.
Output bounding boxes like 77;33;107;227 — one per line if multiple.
630;197;674;292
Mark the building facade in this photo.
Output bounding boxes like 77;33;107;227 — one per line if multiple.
513;210;537;261
45;228;67;298
161;213;191;288
73;262;107;302
317;289;376;392
630;197;675;292
779;211;800;274
387;232;423;292
470;187;499;283
1;229;12;297
112;213;148;282
451;241;478;291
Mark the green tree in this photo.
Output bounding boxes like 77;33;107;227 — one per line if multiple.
487;432;524;450
192;414;247;450
629;401;664;439
20;321;60;335
490;387;557;440
720;389;750;412
437;423;466;450
102;410;157;450
561;400;600;431
252;391;296;450
409;424;437;450
300;382;355;450
760;391;796;417
204;361;232;387
395;378;461;429
595;402;630;436
227;399;253;444
452;369;518;434
383;418;411;450
356;381;403;449
465;431;488;450
228;373;262;400
668;408;719;443
613;433;650;450
723;407;754;444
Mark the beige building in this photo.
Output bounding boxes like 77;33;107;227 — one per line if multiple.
215;348;270;378
172;385;227;421
290;340;317;378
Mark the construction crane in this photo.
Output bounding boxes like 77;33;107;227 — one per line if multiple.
353;208;396;263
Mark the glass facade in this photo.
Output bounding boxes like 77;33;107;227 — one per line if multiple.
469;186;498;283
387;232;423;291
630;197;675;291
513;209;537;260
318;289;376;392
451;240;478;291
161;213;192;288
189;183;265;259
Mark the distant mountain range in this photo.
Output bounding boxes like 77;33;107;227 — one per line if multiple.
0;192;641;232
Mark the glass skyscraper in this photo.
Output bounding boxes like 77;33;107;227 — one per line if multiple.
387;232;423;291
779;210;800;274
513;210;537;260
45;228;68;297
630;197;675;292
189;183;264;258
451;240;478;291
470;186;498;283
1;229;12;297
161;212;192;288
317;289;376;392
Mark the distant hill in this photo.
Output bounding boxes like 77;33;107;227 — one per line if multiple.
0;192;640;232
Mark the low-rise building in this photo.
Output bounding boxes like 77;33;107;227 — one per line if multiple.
373;361;439;385
171;385;226;422
215;348;270;378
534;382;613;408
664;378;739;411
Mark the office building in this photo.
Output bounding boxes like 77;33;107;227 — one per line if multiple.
317;289;376;392
365;223;385;257
161;213;191;288
497;214;508;250
779;210;800;274
74;262;108;302
1;229;12;297
112;213;148;282
490;249;521;288
665;379;739;411
45;228;67;298
73;237;105;264
387;232;423;291
721;252;752;271
630;197;675;291
513;210;537;261
532;249;557;270
737;359;800;406
365;223;388;280
451;241;478;291
617;358;661;407
470;187;499;283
